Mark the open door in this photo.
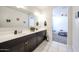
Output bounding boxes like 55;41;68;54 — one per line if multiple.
52;6;68;45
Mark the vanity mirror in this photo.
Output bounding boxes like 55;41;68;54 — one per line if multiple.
0;6;30;28
0;6;47;35
28;15;36;28
0;6;34;35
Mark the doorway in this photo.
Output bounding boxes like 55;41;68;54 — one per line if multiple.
52;6;68;44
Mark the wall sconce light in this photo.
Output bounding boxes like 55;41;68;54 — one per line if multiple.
44;21;47;26
36;22;39;26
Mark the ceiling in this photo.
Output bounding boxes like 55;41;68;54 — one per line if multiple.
7;6;47;15
7;6;68;17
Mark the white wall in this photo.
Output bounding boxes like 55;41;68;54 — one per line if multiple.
72;7;79;51
45;7;52;42
0;7;28;28
67;7;73;51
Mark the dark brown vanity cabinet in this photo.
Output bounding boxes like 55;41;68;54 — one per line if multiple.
23;31;46;52
0;30;46;52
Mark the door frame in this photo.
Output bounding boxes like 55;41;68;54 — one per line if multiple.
46;6;73;51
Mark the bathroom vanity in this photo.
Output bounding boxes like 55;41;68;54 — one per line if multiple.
0;6;47;52
0;29;47;52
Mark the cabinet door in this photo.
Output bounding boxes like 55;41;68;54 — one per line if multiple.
24;34;37;52
24;41;29;52
24;40;34;52
29;36;37;50
36;32;44;45
11;43;25;52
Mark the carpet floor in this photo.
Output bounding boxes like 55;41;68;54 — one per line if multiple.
53;32;67;44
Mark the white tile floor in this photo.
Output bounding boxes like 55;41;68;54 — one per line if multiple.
33;40;72;52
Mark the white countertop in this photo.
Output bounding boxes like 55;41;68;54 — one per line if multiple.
0;28;46;43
